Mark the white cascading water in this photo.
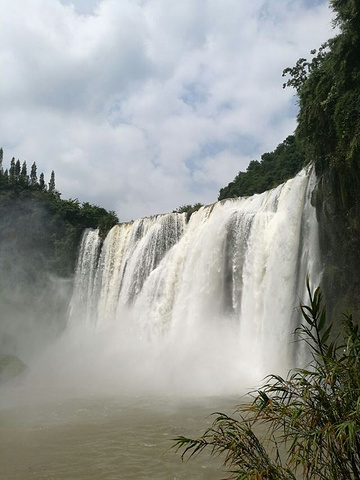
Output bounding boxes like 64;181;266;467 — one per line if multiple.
67;168;321;395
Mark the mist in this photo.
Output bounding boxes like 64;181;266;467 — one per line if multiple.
0;197;74;374
0;170;324;480
1;169;320;411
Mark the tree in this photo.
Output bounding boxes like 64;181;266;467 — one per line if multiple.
0;149;4;188
30;162;37;186
173;203;203;222
282;44;330;94
14;159;21;180
39;172;46;191
174;280;360;479
218;136;305;200
9;157;15;184
330;0;360;30
48;170;56;193
282;0;360;196
20;161;28;186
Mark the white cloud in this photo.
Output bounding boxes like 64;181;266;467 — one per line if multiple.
0;0;334;220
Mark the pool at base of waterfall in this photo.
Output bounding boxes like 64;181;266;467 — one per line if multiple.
0;394;239;480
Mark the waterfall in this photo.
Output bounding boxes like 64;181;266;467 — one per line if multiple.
68;168;321;393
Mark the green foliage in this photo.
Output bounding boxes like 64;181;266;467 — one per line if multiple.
218;136;305;200
330;0;360;30
30;162;37;186
281;0;360;317
0;151;119;276
173;202;203;222
39;172;46;191
48;170;56;193
20;161;28;187
283;0;360;211
282;44;330;94
173;279;360;479
9;157;15;185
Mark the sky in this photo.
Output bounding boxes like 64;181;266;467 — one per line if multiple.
0;0;335;221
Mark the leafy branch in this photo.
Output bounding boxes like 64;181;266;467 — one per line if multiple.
173;278;360;479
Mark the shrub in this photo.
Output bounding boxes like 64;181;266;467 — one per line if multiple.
173;279;360;479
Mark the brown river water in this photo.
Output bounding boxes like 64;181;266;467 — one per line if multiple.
0;393;240;480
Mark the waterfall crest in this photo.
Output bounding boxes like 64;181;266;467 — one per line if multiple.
68;168;321;392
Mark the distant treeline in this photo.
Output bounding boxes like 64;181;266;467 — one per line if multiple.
0;152;56;194
218;135;305;200
0;148;118;278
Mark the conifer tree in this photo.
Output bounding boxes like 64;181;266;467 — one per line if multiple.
39;172;46;191
15;159;21;179
9;158;16;184
30;162;37;186
48;170;56;193
0;148;3;187
20;161;28;186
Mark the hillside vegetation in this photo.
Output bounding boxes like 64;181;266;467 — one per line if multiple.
0;151;118;277
220;1;359;208
218;135;305;200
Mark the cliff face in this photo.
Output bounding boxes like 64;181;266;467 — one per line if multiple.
314;170;360;321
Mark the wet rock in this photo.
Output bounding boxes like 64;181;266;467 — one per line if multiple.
0;354;27;383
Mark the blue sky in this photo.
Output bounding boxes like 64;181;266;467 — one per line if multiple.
0;0;334;220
